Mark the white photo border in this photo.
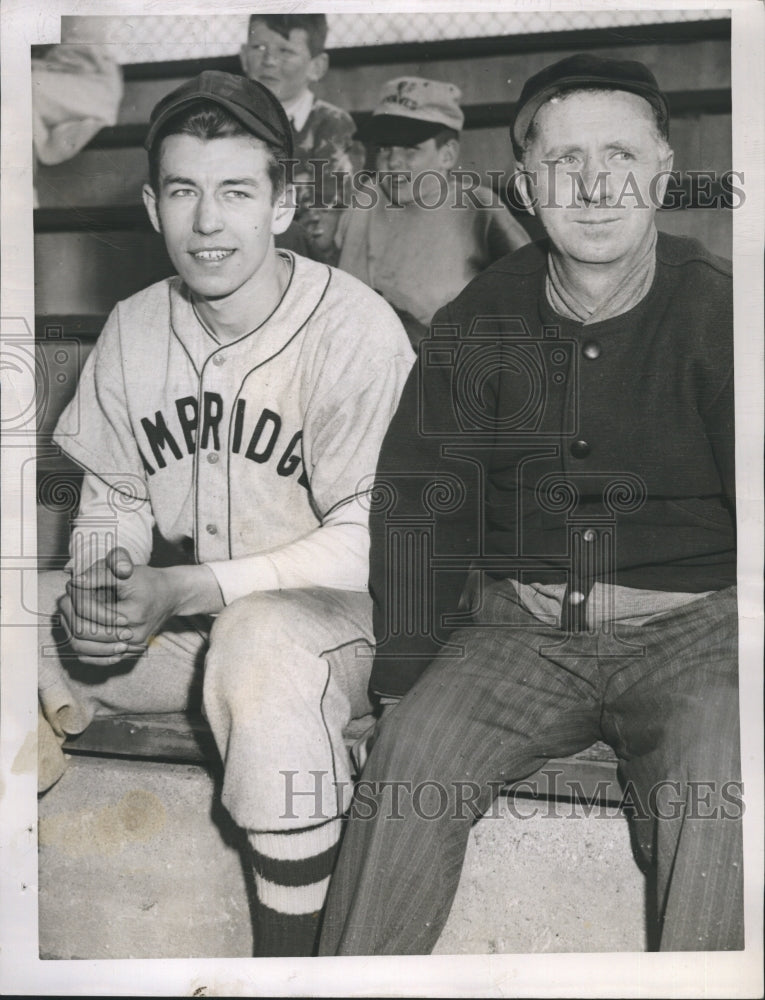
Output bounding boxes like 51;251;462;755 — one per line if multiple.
1;1;762;996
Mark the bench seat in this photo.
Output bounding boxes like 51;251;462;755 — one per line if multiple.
61;711;376;765
63;712;623;805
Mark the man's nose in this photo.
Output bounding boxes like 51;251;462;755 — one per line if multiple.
193;193;224;235
574;157;609;205
260;45;278;67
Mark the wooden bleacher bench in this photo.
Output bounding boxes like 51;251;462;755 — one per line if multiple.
62;712;622;805
60;711;377;769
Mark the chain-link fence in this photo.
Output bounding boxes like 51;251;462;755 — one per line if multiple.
61;9;729;65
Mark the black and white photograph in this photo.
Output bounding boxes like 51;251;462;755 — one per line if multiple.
1;2;763;996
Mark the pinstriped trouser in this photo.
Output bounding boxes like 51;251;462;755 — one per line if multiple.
319;578;743;954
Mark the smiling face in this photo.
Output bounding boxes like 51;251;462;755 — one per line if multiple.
142;133;293;304
518;89;673;266
240;22;327;104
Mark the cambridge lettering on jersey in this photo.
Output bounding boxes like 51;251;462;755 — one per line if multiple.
137;391;309;489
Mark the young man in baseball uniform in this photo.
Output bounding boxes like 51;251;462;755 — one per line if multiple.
319;55;742;954
37;70;414;956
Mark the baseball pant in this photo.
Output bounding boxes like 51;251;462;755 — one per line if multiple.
38;570;374;831
318;577;743;954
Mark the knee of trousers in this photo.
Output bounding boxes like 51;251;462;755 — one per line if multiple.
364;685;483;791
661;687;741;785
203;591;356;830
204;590;337;711
626;705;742;831
355;704;496;828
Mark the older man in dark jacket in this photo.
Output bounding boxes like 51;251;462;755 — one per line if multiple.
319;55;742;955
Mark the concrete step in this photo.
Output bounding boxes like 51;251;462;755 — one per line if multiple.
38;754;646;959
38;756;254;959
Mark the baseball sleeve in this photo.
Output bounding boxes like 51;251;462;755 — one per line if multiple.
53;307;157;576
53;306;150;503
303;351;416;523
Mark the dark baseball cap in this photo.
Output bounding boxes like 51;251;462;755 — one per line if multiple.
511;54;669;155
144;70;293;158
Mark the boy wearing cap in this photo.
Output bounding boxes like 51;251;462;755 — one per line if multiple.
240;13;364;259
333;76;530;345
37;70;414;957
319;55;742;954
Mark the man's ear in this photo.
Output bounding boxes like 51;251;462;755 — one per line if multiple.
513;163;537;217
653;146;675;205
270;183;297;236
142;182;162;234
306;51;329;85
438;138;460;171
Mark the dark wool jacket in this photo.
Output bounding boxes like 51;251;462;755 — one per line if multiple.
369;232;735;698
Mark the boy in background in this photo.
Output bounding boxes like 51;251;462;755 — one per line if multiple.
334;77;530;344
240;13;364;257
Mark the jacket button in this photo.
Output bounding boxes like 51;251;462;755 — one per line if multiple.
570;439;591;458
207;452;219;464
583;341;601;359
212;354;225;366
206;523;218;535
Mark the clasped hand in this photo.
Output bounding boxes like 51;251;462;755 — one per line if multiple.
59;547;176;666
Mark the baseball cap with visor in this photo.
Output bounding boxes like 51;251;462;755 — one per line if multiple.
511;54;670;158
144;69;294;159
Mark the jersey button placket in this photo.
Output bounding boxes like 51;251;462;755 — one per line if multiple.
200;446;224;555
566;342;598;464
198;357;228;560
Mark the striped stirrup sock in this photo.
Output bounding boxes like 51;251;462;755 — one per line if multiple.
250;817;342;957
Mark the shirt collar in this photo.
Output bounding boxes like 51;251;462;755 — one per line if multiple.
282;89;314;132
546;225;658;325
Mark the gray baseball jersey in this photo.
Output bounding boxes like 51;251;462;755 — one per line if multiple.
54;251;415;575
